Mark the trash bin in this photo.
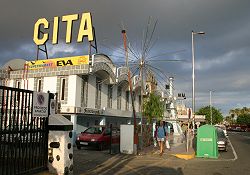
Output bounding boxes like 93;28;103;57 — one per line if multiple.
196;125;218;159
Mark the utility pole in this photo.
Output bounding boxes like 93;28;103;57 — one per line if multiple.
140;54;144;150
122;30;138;146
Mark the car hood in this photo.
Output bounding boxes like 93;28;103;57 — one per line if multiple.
78;133;102;141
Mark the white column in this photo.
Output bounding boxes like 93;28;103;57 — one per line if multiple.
71;114;77;144
99;117;106;126
169;77;176;119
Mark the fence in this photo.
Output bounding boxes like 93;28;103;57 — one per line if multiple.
0;86;51;175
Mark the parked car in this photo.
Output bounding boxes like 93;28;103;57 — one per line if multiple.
214;124;228;137
217;128;228;151
75;126;120;150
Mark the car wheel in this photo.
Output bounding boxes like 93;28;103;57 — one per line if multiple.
77;145;81;150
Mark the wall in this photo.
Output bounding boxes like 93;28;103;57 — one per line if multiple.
112;85;117;109
67;75;77;107
43;77;57;93
27;78;34;91
101;83;108;109
87;75;96;108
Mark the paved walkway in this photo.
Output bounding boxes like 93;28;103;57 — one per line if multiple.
36;136;195;175
138;136;195;160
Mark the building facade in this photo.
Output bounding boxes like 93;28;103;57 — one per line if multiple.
1;54;142;141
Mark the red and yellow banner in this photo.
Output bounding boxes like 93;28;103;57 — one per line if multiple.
27;55;89;70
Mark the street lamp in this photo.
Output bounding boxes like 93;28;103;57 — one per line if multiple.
192;30;205;130
210;90;213;125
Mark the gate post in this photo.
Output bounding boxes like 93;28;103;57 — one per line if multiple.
48;114;73;174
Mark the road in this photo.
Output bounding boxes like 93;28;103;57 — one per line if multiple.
74;131;250;175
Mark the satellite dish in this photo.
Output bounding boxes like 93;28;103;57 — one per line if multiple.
2;59;27;70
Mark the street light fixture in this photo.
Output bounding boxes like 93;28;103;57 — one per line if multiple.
192;30;205;130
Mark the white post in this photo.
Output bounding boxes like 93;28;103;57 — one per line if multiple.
169;77;175;120
70;114;77;144
192;31;195;131
191;30;205;130
210;91;212;125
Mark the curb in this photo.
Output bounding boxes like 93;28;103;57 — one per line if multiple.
172;152;195;160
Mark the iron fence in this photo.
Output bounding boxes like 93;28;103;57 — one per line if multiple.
0;86;50;175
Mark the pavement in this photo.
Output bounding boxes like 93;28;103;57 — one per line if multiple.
138;135;195;160
36;135;195;175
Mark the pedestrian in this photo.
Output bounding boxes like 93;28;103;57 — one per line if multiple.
157;121;167;156
181;123;188;138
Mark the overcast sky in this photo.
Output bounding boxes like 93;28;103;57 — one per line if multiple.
1;0;250;116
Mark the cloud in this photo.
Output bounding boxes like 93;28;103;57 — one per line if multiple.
1;0;250;116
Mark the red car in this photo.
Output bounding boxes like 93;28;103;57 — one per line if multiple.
75;126;120;150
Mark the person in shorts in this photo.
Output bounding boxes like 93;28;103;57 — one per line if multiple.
157;121;167;156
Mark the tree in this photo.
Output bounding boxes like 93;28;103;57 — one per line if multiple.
229;107;250;118
229;107;250;125
143;92;164;123
196;106;223;125
225;115;235;125
236;113;250;125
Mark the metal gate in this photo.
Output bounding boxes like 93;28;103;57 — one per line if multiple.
0;86;51;175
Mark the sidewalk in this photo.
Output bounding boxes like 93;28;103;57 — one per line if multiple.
138;136;195;160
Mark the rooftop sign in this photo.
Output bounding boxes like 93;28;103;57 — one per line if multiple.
33;12;93;45
27;55;89;70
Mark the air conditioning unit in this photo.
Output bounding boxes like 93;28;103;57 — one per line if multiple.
60;106;76;113
75;107;83;113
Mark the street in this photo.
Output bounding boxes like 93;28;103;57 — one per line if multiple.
74;132;250;175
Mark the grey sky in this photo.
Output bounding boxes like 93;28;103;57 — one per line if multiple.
1;0;250;116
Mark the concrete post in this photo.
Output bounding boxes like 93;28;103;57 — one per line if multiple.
48;115;73;175
71;114;77;144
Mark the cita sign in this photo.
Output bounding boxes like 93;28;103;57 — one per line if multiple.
33;12;93;45
33;92;49;117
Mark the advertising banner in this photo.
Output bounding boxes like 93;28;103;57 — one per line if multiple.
27;55;89;70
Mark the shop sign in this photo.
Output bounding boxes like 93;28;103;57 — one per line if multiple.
84;108;103;115
33;12;93;45
27;55;89;70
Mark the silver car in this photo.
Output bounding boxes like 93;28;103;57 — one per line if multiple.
217;128;228;151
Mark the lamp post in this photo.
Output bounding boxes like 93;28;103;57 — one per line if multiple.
192;30;205;130
210;90;212;125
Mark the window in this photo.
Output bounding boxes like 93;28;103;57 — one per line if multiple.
117;86;122;110
95;78;102;109
37;79;42;92
81;76;88;107
107;85;113;108
60;78;66;100
126;91;130;110
16;80;21;89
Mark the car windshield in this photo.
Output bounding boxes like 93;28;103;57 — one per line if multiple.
217;129;226;138
84;127;104;134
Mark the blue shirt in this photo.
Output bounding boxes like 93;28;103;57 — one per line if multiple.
157;126;166;138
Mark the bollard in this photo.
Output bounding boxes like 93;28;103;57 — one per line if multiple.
48;114;73;175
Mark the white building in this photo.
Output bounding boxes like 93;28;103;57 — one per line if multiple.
0;54;142;141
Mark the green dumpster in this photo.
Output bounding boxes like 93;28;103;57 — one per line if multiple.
196;125;218;159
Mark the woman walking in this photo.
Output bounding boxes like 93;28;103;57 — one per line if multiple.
157;121;167;156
